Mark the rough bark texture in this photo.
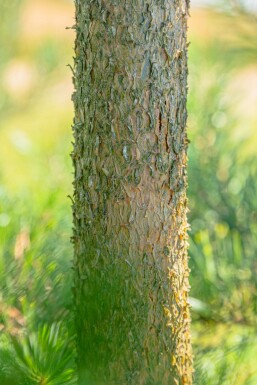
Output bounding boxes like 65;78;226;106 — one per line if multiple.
72;0;193;384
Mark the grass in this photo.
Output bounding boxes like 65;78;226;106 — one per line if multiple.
0;1;257;384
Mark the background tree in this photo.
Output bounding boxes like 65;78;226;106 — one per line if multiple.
72;1;193;384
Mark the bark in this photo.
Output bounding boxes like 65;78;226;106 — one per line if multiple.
72;0;193;384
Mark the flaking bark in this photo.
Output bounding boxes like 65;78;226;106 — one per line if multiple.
72;0;193;384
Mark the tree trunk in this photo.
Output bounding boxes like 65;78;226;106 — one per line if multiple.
72;1;193;384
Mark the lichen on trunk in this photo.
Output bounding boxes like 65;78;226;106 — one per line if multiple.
72;0;193;384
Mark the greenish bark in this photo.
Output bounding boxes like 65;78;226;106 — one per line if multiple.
72;0;193;384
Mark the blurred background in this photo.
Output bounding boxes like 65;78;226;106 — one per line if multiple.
0;0;256;384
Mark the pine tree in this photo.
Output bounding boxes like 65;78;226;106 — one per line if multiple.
72;1;193;384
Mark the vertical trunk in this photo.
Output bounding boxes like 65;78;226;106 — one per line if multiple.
72;1;193;384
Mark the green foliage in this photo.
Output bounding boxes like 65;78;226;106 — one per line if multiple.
186;5;257;383
0;190;73;327
0;324;76;385
187;17;257;324
0;189;76;384
11;323;76;385
192;323;257;385
190;225;257;323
